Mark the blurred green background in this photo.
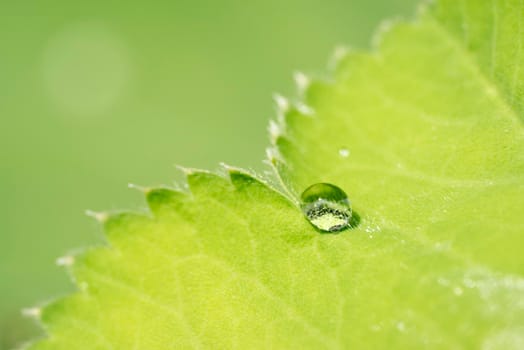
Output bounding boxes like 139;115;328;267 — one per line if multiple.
0;0;417;348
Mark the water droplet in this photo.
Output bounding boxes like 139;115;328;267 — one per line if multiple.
300;183;352;233
338;148;350;158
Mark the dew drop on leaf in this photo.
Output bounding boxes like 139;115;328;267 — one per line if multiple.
300;183;352;233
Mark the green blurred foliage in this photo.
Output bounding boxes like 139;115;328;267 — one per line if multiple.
0;0;417;348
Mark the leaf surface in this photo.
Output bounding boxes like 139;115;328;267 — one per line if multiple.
28;1;524;349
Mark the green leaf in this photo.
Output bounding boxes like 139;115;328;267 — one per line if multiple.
26;0;524;349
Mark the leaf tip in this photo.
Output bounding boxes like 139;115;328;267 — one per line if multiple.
294;102;316;116
265;146;286;166
273;93;290;115
127;182;151;194
329;45;352;69
268;119;284;143
55;255;75;267
293;71;310;94
175;165;214;177
84;210;109;223
21;307;42;320
371;17;403;50
174;164;193;175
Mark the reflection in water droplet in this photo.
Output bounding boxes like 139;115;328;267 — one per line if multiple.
300;183;352;233
338;148;350;157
